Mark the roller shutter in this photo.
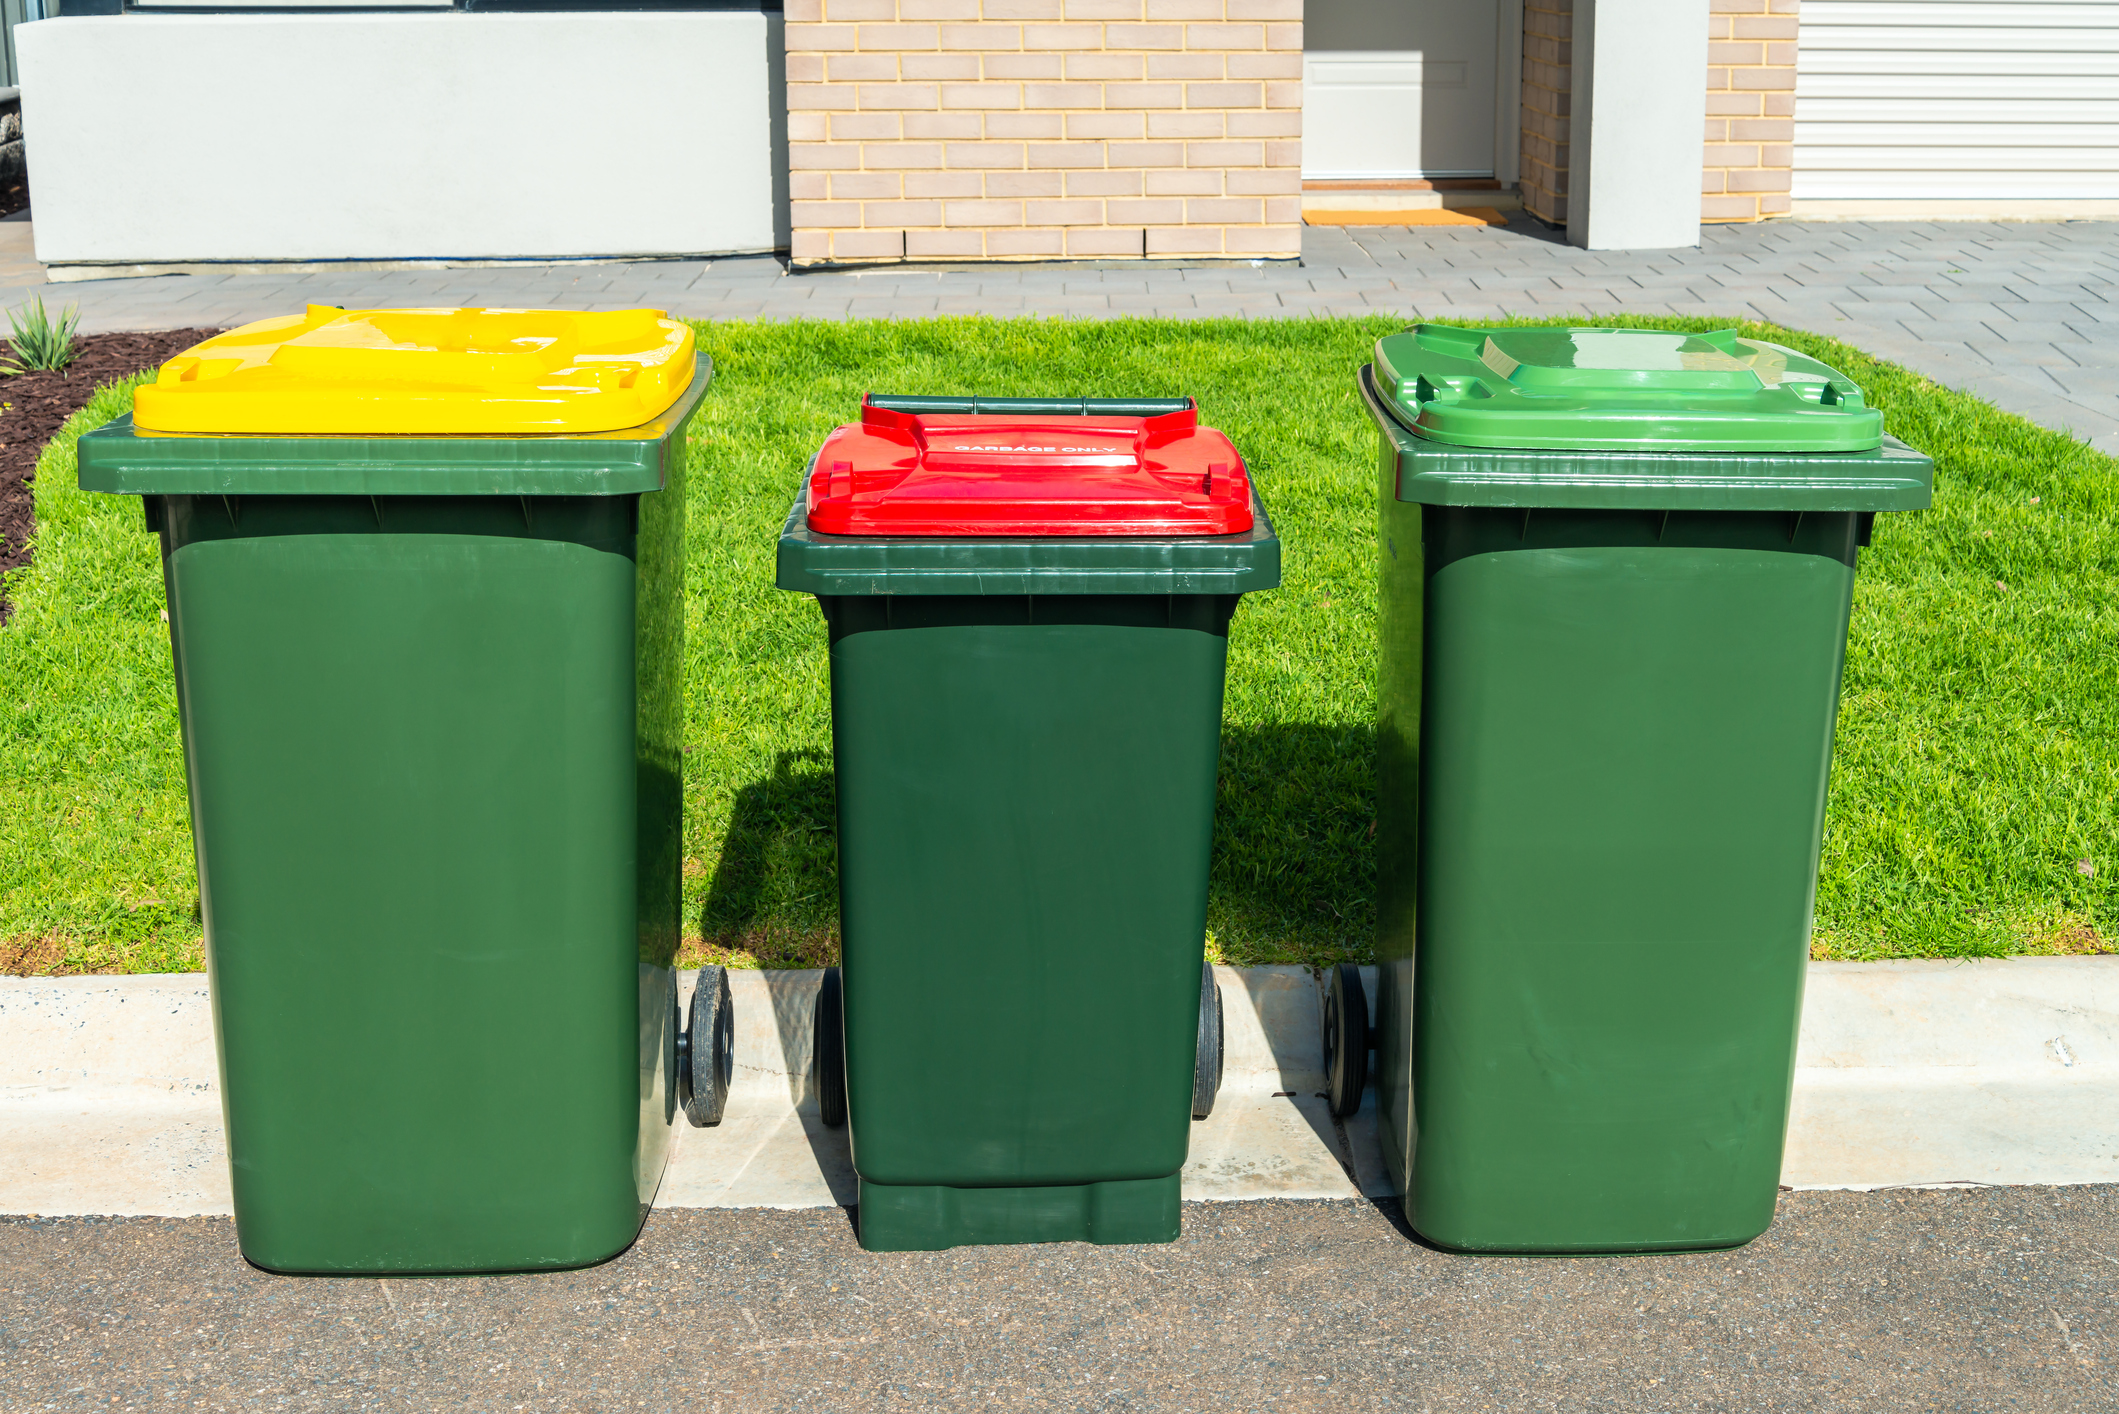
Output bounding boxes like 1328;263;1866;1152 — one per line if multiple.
1794;0;2119;199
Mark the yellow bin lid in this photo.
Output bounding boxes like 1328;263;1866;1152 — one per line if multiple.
132;305;697;435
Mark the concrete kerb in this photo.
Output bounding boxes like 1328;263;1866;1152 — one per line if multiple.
0;974;227;1217
1786;958;2119;1189
1;957;2113;1220
654;965;1368;1212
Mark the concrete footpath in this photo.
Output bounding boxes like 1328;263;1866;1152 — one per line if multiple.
4;958;2115;1218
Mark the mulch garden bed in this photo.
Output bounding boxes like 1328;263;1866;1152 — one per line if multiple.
0;329;221;621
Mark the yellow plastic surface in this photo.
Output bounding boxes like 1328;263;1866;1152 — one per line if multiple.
133;306;697;435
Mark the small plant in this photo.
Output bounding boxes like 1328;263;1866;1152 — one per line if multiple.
1;296;82;374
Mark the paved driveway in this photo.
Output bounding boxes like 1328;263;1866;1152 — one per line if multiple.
2;216;2112;453
5;1189;2114;1412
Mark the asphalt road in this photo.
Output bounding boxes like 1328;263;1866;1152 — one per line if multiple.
3;1188;2114;1413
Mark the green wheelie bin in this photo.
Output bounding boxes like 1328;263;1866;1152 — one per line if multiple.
776;394;1279;1252
1334;325;1932;1253
76;306;734;1274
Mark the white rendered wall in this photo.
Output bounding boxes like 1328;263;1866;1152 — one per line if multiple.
19;13;783;266
1565;0;1710;250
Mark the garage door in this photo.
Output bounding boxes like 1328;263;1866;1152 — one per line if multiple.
1794;0;2119;198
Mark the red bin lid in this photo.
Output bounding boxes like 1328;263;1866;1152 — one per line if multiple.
805;395;1255;537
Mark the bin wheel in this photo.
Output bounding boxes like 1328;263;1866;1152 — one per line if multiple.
815;966;847;1130
678;965;735;1128
1192;962;1225;1120
1324;962;1369;1119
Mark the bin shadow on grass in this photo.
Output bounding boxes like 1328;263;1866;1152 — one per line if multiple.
699;750;841;969
1208;722;1377;968
699;724;1378;970
699;755;857;1209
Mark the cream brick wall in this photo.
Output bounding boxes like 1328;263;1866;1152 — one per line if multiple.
1702;0;1796;222
784;0;1303;265
1518;0;1571;226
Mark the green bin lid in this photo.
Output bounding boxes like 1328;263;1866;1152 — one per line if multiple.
1373;325;1885;453
75;361;712;497
1359;363;1931;512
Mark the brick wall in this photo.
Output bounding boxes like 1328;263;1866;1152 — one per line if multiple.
1518;0;1571;226
784;0;1304;265
1702;0;1796;222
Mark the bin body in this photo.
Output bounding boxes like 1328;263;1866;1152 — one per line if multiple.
777;395;1279;1252
1362;327;1933;1253
78;310;705;1273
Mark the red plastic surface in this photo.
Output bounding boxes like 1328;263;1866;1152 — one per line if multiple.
805;399;1255;537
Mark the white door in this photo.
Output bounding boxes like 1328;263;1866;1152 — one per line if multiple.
1795;0;2119;198
1303;0;1500;179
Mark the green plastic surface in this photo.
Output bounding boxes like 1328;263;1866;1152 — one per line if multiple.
776;486;1281;597
1373;325;1888;454
1363;373;1906;1253
95;408;693;1273
1360;365;1931;511
804;578;1264;1251
1373;438;1422;1218
76;363;711;497
858;1175;1181;1251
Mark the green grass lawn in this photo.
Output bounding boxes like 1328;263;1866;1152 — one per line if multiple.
2;316;2112;974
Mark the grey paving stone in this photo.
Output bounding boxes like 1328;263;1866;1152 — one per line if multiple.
1650;302;1742;318
1902;301;2031;325
1968;322;2094;346
2041;366;2119;396
1097;295;1179;314
1844;270;1960;287
1897;324;2028;352
932;295;1025;313
1988;398;2119;448
1990;298;2113;320
1285;298;1390;317
1415;301;1511;321
1954;338;2089;368
1884;334;1998;367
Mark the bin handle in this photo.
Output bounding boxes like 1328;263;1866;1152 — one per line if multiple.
865;393;1195;417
